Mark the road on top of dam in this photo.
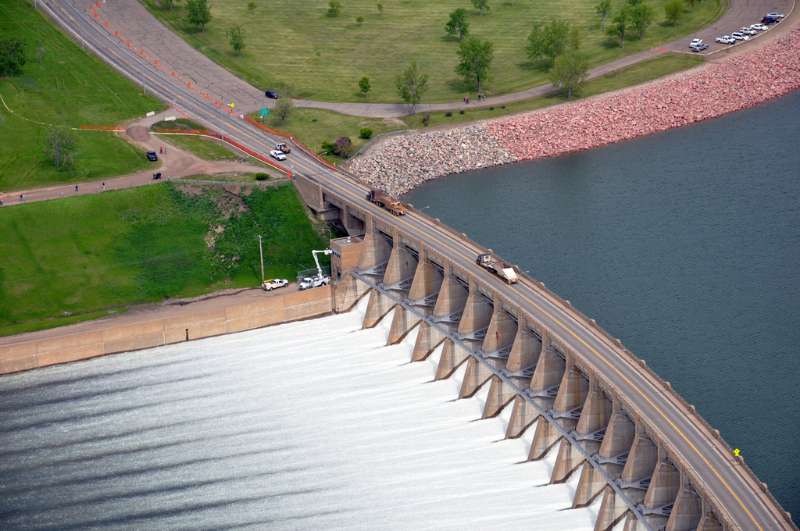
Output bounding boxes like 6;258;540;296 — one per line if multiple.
36;1;792;529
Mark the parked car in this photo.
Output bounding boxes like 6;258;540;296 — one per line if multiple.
689;38;704;48
766;11;785;18
716;35;736;44
265;90;279;99
690;42;709;52
270;149;287;161
146;151;158;162
750;23;768;31
262;278;289;291
740;27;757;35
731;32;747;40
762;15;780;24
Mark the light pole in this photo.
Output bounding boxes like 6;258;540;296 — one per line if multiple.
257;235;265;283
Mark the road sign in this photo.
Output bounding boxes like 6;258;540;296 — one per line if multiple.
228;101;236;110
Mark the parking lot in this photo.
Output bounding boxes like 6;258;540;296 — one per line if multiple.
670;0;794;55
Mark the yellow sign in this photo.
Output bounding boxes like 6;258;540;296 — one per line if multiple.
733;448;741;457
228;101;236;109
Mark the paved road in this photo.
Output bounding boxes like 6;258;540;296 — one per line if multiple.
39;2;794;530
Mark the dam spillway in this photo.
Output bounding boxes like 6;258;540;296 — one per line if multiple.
0;298;600;530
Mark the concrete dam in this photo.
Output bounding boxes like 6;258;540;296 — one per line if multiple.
0;301;601;530
20;2;797;529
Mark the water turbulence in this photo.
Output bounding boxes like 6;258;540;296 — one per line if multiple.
0;297;603;529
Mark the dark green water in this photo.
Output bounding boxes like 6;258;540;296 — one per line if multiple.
407;91;800;519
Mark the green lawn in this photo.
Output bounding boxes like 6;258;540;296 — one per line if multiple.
143;0;723;102
0;183;327;336
262;110;405;160
404;52;705;128
263;53;702;157
0;0;163;192
159;134;242;161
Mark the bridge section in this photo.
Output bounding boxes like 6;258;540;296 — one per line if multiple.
298;174;795;531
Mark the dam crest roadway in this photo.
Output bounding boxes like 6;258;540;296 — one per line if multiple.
36;1;797;530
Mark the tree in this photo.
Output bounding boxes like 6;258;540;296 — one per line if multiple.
334;136;354;158
186;0;211;31
247;2;256;11
0;38;26;77
45;129;77;171
445;8;470;41
595;0;612;29
607;8;630;47
227;25;245;55
456;37;493;93
273;98;294;124
526;19;572;67
550;51;588;98
377;2;383;14
396;61;428;113
358;76;371;97
664;0;684;25
629;3;653;38
327;1;342;17
472;0;490;14
356;16;364;24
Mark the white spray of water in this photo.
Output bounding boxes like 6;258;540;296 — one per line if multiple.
0;298;602;530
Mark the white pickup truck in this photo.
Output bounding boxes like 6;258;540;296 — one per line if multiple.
262;278;288;291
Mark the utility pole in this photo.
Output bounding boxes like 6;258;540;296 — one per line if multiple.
257;235;265;283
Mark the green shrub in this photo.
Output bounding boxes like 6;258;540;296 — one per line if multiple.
359;127;373;139
255;173;269;181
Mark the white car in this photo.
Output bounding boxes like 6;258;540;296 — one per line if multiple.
716;35;736;44
740;27;757;35
269;149;287;161
766;12;785;18
750;23;768;31
298;275;330;290
689;38;703;47
262;278;288;291
731;32;747;40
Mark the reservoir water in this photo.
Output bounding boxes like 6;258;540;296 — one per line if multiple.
406;90;800;520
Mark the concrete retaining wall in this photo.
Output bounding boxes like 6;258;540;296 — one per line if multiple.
0;287;332;376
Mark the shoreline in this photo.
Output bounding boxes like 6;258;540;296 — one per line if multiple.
348;28;800;197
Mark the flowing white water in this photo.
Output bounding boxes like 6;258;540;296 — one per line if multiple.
0;299;601;530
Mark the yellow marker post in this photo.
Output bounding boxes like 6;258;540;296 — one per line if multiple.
733;448;741;458
228;101;235;110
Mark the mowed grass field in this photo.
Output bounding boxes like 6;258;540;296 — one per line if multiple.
257;53;703;157
143;0;723;102
0;183;327;336
0;0;163;192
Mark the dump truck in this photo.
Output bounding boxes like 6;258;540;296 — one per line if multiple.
367;189;407;216
476;253;519;284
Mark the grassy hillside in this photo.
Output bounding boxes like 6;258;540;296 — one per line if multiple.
143;0;722;102
262;53;703;158
0;183;327;336
0;0;163;191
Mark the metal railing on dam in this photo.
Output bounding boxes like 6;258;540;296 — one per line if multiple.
300;173;796;531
